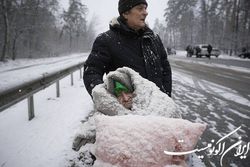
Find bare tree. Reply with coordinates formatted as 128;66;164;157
164;0;197;48
62;0;87;52
85;15;99;50
161;0;250;53
0;0;10;61
0;0;95;61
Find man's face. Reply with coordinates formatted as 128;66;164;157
123;4;148;30
117;91;133;109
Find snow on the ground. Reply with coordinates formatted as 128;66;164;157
0;53;89;93
178;72;250;107
0;71;93;167
0;53;89;72
172;69;250;115
0;53;93;167
172;69;250;166
171;51;250;74
173;70;250;109
0;53;249;167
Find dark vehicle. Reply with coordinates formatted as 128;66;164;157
238;52;250;59
238;47;250;59
167;47;176;55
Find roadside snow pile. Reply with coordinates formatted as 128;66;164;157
94;115;206;167
0;53;89;93
0;53;88;72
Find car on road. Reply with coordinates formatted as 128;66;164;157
166;47;176;55
194;44;220;58
238;52;250;59
211;48;220;57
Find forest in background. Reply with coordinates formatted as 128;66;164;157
154;0;250;55
0;0;96;61
1;0;250;61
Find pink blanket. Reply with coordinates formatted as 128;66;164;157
94;115;206;167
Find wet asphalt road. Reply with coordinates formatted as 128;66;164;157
171;57;250;101
169;56;250;167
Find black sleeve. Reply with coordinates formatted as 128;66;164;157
83;33;111;96
157;35;172;97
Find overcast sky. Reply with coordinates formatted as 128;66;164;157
60;0;167;34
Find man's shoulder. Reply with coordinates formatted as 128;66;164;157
96;29;117;40
93;30;118;46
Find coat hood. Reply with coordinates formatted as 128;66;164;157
92;67;181;118
109;17;152;37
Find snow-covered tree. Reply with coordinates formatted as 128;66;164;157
62;0;87;52
163;0;250;54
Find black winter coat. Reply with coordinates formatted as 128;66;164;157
83;17;172;97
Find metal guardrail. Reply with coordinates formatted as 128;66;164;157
0;62;84;120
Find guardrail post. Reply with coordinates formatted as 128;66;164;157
80;68;83;79
71;73;74;86
56;80;60;97
28;95;35;120
0;62;85;115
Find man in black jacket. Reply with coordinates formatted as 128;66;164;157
207;44;212;59
83;0;172;97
